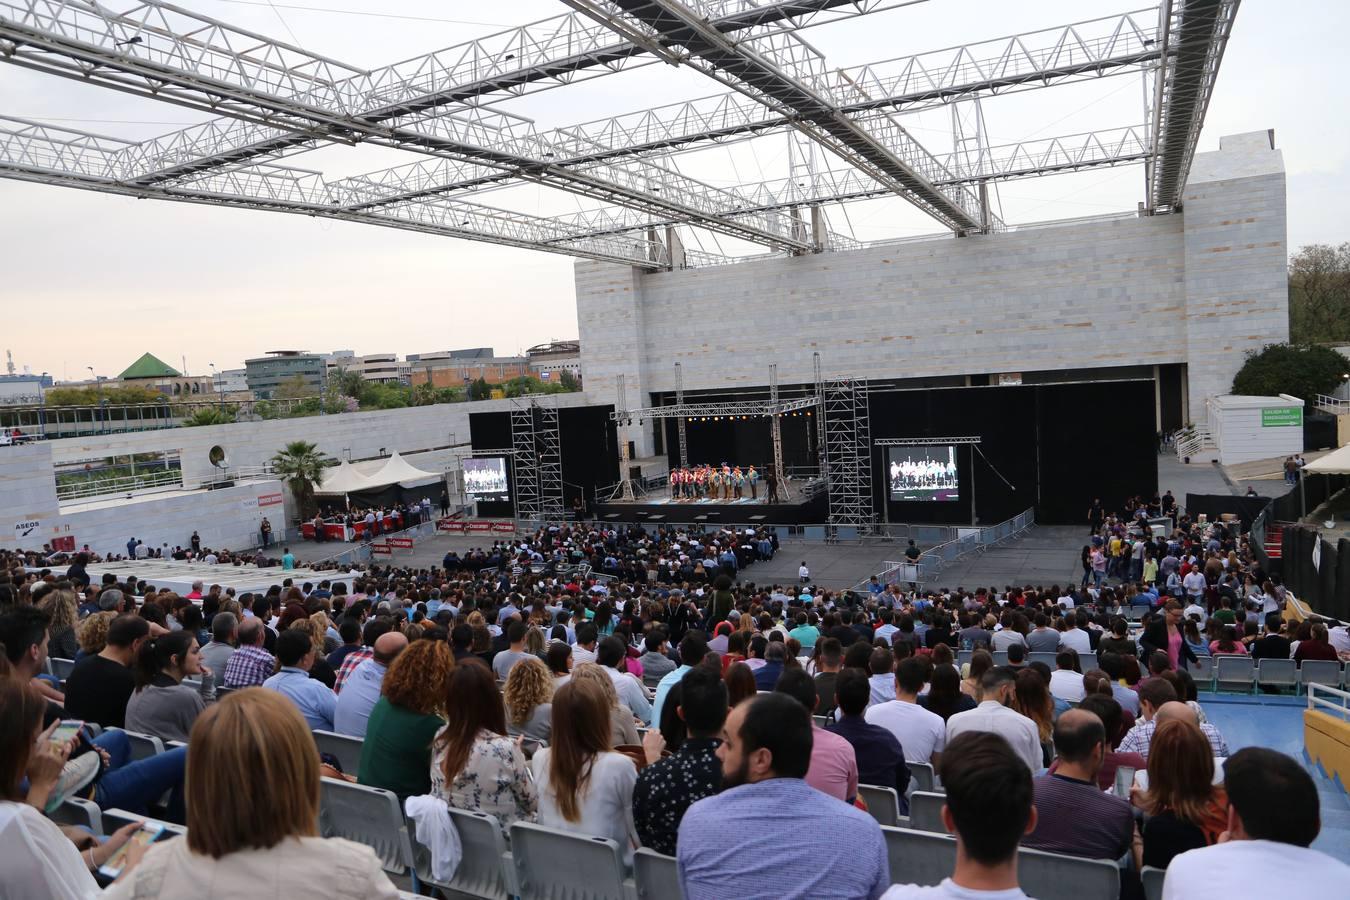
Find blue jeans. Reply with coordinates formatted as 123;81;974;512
91;731;187;823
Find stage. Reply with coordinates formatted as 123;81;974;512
593;489;826;526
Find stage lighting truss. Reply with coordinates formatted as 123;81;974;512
0;1;1238;268
822;378;873;535
609;396;818;422
510;399;565;523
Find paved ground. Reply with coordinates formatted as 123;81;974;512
347;524;1085;592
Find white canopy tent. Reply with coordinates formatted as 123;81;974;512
365;452;441;487
312;460;383;496
1303;444;1350;475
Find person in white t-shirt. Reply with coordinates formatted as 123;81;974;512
1056;613;1092;656
798;561;810;583
865;656;945;767
1163;746;1349;899
882;731;1038;900
1047;651;1086;703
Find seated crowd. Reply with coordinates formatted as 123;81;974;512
0;510;1346;899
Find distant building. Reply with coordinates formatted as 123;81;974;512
407;348;494;363
116;352;216;398
326;352;404;384
409;355;530;389
244;350;324;399
0;373;53;406
526;340;581;383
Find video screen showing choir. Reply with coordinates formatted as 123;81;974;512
463;457;509;500
888;445;959;502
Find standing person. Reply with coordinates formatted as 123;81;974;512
281;546;296;571
677;693;890;900
632;666;727;855
1088;498;1105;535
765;468;779;504
190;530;202;555
1162;747;1350;897
260;516;272;549
1140;602;1198;672
881;732;1038;900
798;560;810;584
531;679;642;864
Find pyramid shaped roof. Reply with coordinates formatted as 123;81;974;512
118;352;180;380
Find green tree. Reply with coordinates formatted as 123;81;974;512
327;367;366;399
558;369;580;391
270;440;330;518
1289;243;1350;343
1231;343;1349;401
467;377;492;401
182;407;235;427
274;375;315;400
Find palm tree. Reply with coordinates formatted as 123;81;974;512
182;407;235;427
270;440;329;518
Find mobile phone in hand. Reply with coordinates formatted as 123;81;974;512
1114;765;1137;798
97;823;165;879
49;720;84;746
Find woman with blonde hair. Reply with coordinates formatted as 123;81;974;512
503;656;553;754
530;678;639;863
430;661;536;839
39;588;80;659
524;625;546;659
75;610;116;661
359;639;453;800
1136;719;1228;870
570;663;640;746
290;615;336;687
103;689;399;897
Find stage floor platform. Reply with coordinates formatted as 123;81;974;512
54;559;356;597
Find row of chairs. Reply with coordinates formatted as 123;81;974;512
882;822;1171;900
317;776;686;900
1209;655;1345;693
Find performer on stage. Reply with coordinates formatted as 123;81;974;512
766;468;779;504
732;466;744;500
747;465;758;499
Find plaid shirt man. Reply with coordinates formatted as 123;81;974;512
1117;714;1229;760
223;644;275;688
335;647;373;694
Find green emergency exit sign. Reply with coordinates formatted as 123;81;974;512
1261;407;1303;427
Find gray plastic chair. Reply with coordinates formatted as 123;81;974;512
881;826;956;887
509;821;634;900
1189;654;1214;686
318;777;413;874
50;797;102;833
1299;659;1343;692
50;657;76;679
957;650;974;668
992;651;1010;666
411;807;515;900
1214;656;1254;693
1028;652;1058;668
633;847;682;900
117;729;165;761
907;791;947;834
1255;657;1298;693
1141;865;1166;900
906;761;937;793
1018;845;1120;900
313;729;364;775
857;783;901;827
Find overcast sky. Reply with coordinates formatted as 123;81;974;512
1;0;1345;381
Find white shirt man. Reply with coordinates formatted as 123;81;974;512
864;658;945;766
1182;569;1207;599
946;671;1043;773
1048;666;1086;703
1057;624;1091;656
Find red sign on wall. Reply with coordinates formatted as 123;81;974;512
388;536;414;550
51;536;76;552
258;491;284;507
370;543;392;556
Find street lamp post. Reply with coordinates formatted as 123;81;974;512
38;372;48;438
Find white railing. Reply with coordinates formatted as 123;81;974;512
1308;682;1350;722
1174;424;1212;460
1315;393;1350;416
855;507;1035;590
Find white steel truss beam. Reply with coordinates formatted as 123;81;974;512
0;116;686;269
319;11;1160;211
1146;0;1238;212
569;0;991;233
0;0;811;251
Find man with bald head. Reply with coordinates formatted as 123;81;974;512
1023;708;1135;860
1119;679;1229;760
333;630;408;737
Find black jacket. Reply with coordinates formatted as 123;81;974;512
1140;618;1198;670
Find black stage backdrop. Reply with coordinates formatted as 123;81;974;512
867;381;1157;525
469;405;618;515
662;414;815;471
